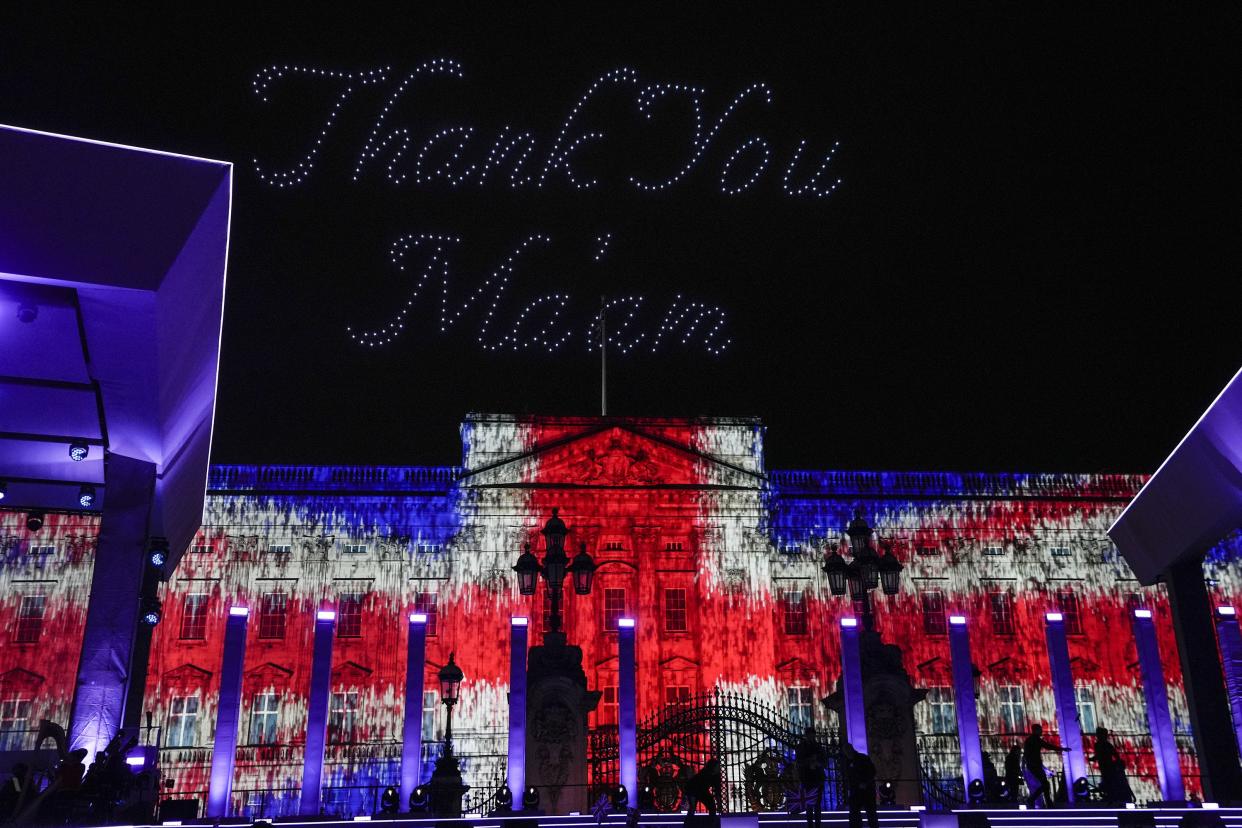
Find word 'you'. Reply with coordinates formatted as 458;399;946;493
252;60;841;198
347;233;730;356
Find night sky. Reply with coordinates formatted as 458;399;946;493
5;6;1240;472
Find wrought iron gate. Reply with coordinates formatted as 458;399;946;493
589;690;844;813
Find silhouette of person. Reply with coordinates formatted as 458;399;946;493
683;759;720;826
1090;727;1133;804
1023;724;1068;808
794;727;827;828
843;744;877;828
1003;744;1023;802
0;763;31;821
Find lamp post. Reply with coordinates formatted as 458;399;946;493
514;508;597;641
823;509;903;631
428;653;469;817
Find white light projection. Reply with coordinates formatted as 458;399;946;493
251;61;842;197
347;233;731;355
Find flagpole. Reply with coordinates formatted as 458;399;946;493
600;295;607;417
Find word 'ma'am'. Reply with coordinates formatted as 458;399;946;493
347;233;730;355
252;59;841;198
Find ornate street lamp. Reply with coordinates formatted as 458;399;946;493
568;542;597;595
438;652;464;753
823;547;849;596
514;543;540;596
515;507;596;641
824;510;904;630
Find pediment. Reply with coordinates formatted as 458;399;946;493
659;655;701;670
245;662;294;685
460;424;763;489
0;667;45;689
332;660;373;684
162;663;212;684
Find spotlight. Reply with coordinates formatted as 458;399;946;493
17;302;38;323
496;784;513;810
380;786;399;814
140;597;162;626
611;785;628;810
522;786;540;810
69;442;89;462
878;780;896;805
968;778;985;803
149;538;170;569
1072;777;1090;799
409;785;429;813
26;512;45;532
0;481;6;501
79;485;96;508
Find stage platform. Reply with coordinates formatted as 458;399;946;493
122;806;1242;828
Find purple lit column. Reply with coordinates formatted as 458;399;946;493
299;609;337;816
508;617;529;810
1214;606;1242;764
840;618;867;753
618;617;638;808
1044;612;1087;800
400;613;429;812
206;606;250;818
947;615;983;794
1131;608;1184;801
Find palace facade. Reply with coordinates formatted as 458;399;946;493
5;414;1241;815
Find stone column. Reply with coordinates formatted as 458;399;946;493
618;617;638;808
947;615;983;797
206;606;249;818
299;608;337;815
400;613;429;811
509;616;529;810
1131;607;1184;802
1044;611;1087;801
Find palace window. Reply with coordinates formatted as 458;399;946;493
415;591;439;637
328;691;359;743
338;591;365;638
249;693;279;745
982;545;1005;557
604;588;627;631
166;696;200;747
598;686;618;725
664;541;685;552
191;544;211;555
787;685;814;731
0;698;31;751
664;588;688;633
1050;546;1072;558
258;592;287;640
180;593;209;640
602;540;625;552
28;545;56;556
14;595;45;643
989;589;1015;635
998;685;1026;734
928;686;955;734
916;545;941;557
343;543;367;555
665;685;692;706
921;590;947;635
1057;589;1084;635
267;544;292;555
421;690;438;741
781;590;808;636
1076;686;1098;735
